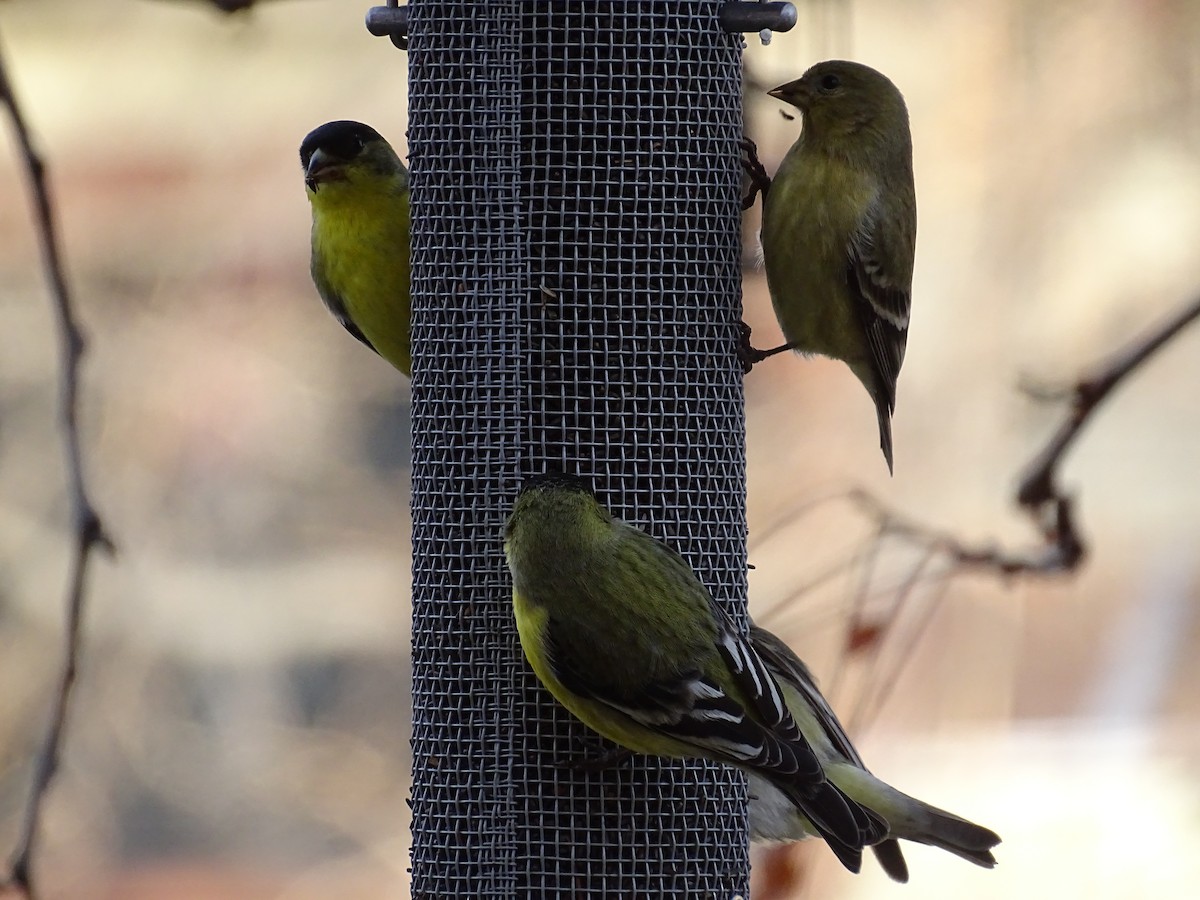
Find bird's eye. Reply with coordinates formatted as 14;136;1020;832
819;73;841;92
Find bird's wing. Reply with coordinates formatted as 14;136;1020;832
546;612;884;865
544;613;823;781
846;201;912;410
748;625;868;769
310;266;379;355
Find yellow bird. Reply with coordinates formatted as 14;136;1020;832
301;120;411;375
504;473;887;873
751;61;916;473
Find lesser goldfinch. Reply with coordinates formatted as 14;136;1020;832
300;120;411;376
747;625;1000;881
503;473;887;873
749;61;916;474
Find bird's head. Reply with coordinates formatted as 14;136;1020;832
769;61;908;148
504;470;609;545
300;120;405;196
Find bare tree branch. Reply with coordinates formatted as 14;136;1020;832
755;292;1200;750
1015;294;1200;521
0;32;114;900
845;487;1077;578
758;293;1200;616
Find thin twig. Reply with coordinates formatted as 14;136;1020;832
749;483;856;553
1015;294;1200;525
848;563;950;734
824;521;885;700
845;488;1071;578
0;33;114;900
752;540;870;629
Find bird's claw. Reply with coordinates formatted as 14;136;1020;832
738;322;796;373
737;321;764;374
739;137;772;210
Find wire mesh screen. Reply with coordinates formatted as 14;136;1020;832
408;2;748;896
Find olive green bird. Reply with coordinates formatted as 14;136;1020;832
301;120;411;376
746;625;1001;882
503;473;887;873
745;61;916;474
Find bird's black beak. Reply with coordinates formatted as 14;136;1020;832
768;78;808;109
305;148;342;192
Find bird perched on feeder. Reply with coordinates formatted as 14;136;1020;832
746;625;1001;882
503;472;887;873
745;61;916;474
301;120;411;375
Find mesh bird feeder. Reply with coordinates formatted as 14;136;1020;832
394;2;793;895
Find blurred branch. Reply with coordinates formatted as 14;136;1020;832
853;296;1200;585
1015;294;1200;540
0;33;114;900
846;487;1078;578
758;293;1200;716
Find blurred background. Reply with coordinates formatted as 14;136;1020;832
0;0;1197;897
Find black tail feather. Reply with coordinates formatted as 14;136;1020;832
781;779;887;874
872;839;909;883
874;392;894;475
